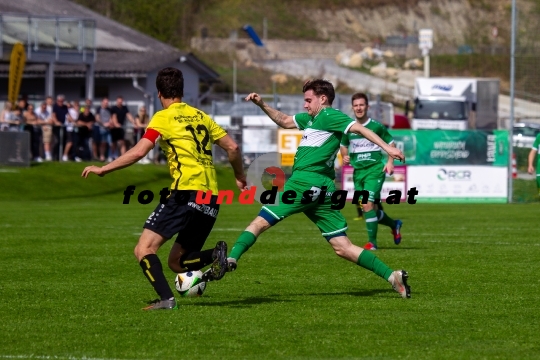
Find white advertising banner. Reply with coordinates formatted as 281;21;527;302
242;129;277;153
407;166;507;203
243;115;278;127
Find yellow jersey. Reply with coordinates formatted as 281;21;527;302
144;102;227;193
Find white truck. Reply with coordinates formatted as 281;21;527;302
412;77;499;130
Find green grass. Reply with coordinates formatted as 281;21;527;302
1;163;539;359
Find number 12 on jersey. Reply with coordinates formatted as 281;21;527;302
186;124;212;155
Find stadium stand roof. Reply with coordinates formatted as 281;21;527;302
0;0;219;81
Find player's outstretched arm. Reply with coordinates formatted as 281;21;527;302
81;138;154;178
528;148;537;174
215;134;247;190
349;122;405;162
245;93;296;129
383;143;396;175
340;145;350;166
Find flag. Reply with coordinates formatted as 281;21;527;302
8;43;26;105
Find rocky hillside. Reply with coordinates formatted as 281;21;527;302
74;0;527;49
309;0;511;46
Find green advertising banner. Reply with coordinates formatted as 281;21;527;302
389;130;509;166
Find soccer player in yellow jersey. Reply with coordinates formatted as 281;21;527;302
82;68;246;310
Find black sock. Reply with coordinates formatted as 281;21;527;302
356;203;363;217
179;249;215;271
140;254;174;300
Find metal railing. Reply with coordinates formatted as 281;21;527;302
208;94;396;127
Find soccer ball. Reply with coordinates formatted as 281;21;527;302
174;270;206;297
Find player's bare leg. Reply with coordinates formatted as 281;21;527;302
118;139;126;155
329;235;410;298
134;229;177;310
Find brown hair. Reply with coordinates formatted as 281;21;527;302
351;93;369;106
302;79;335;105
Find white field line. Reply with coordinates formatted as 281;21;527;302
419;239;540;246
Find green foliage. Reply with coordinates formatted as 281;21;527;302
194;50;355;95
467;0;494;11
70;0;426;48
431;54;510;79
431;54;512;93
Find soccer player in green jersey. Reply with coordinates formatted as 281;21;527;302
219;80;411;298
528;133;540;197
340;93;402;251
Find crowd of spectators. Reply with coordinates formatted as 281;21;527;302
0;95;159;164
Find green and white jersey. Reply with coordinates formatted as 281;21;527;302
293;108;355;179
532;133;540;169
340;118;394;170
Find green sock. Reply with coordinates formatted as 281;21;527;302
229;231;257;261
364;210;378;245
357;250;393;281
377;210;396;229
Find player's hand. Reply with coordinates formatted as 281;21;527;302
81;165;105;178
245;93;264;106
235;175;248;191
528;165;535;174
387;147;405;163
383;162;394;175
342;155;350;165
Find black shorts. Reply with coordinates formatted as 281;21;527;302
77;126;90;139
110;128;125;142
66;131;76;143
143;190;220;253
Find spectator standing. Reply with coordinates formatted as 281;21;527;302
36;101;53;161
94;98;112;162
1;101;13;131
81;98;93;114
62;101;79;161
135;106;152;164
51;95;69;160
76;106;95;161
17;98;28;112
110;96;136;158
10;108;22;132
135;106;150;132
23;103;43;162
45;96;54;114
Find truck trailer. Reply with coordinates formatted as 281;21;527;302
412;77;499;130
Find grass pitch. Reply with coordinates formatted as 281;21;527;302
0;163;539;359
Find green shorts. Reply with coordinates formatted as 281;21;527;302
259;171;348;239
353;163;385;203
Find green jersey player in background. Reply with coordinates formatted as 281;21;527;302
528;132;540;198
215;80;411;298
340;93;402;251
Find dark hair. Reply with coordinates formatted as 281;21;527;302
302;79;335;105
351;92;369;106
156;67;184;99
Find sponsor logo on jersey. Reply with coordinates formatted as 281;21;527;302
350;138;381;153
